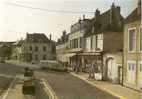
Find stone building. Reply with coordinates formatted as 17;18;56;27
13;33;56;63
83;3;124;82
123;0;141;90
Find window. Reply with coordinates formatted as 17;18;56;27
80;37;83;48
96;34;103;51
91;36;93;49
29;46;32;51
128;28;136;52
128;62;135;71
35;54;38;60
140;27;142;51
35;46;38;51
86;37;91;50
43;55;46;60
43;46;46;52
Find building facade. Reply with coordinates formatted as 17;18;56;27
56;31;70;64
13;33;56;63
68;17;92;70
123;0;141;90
83;3;124;82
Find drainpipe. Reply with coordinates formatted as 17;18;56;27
122;51;124;86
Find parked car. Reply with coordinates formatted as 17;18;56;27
39;60;67;72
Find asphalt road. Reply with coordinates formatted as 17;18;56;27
35;80;50;99
36;70;119;99
0;63;50;99
0;63;24;95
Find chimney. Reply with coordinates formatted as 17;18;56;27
83;15;85;20
111;2;115;9
116;6;120;13
63;30;66;36
49;34;52;40
78;17;81;24
95;8;100;18
138;0;141;15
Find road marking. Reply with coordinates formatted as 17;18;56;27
2;76;17;99
0;74;14;79
41;79;58;99
71;73;126;99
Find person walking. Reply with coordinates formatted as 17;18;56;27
91;62;97;80
87;61;92;79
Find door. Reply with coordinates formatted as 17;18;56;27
107;58;115;80
127;61;136;84
107;59;113;80
118;66;122;84
107;58;118;83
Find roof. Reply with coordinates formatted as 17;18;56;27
25;33;50;43
70;19;92;34
13;40;24;46
124;7;141;24
84;5;124;37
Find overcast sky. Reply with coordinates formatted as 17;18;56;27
0;0;138;41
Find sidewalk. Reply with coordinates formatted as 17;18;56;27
6;60;39;69
71;72;141;99
0;75;25;99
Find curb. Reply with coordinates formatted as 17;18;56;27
70;72;127;99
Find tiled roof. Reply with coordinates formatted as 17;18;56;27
124;8;141;24
70;19;92;34
26;33;50;43
84;5;124;37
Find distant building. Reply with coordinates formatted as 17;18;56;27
56;30;69;64
0;42;15;59
12;33;56;63
123;0;141;90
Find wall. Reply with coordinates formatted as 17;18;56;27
123;20;142;90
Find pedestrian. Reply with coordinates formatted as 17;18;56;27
73;62;76;71
91;62;97;79
87;61;92;79
75;63;80;74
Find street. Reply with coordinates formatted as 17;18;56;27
0;63;24;96
36;70;118;99
0;63;118;99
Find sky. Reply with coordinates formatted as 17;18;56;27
0;0;138;42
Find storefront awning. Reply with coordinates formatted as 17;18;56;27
78;52;101;56
65;53;76;58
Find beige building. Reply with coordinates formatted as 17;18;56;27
123;0;141;91
13;33;56;63
68;17;92;68
56;31;70;64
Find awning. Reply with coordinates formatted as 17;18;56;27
78;52;101;56
65;53;76;58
